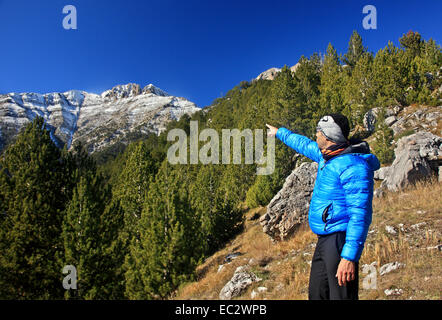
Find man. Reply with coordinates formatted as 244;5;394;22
266;114;380;300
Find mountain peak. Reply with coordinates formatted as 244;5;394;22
101;83;141;100
142;84;170;97
255;67;281;81
100;83;171;101
0;82;200;154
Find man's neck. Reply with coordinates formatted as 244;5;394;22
320;141;337;153
321;142;350;161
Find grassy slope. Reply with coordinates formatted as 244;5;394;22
174;179;441;300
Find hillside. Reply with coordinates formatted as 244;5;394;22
1;30;440;300
174;179;441;300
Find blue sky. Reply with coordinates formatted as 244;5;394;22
0;0;441;108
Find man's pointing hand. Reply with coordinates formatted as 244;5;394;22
266;124;278;137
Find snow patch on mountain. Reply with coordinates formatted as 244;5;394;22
0;83;200;154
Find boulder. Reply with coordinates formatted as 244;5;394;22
381;132;442;192
223;252;242;263
385;225;397;235
385;115;397;126
363;105;440;137
219;266;261;300
363;108;379;133
363;106;401;133
260;162;318;241
384;288;403;296
380;262;406;276
390;106;441;136
374;166;391;180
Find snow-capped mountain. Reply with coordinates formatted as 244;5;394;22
0;83;200;154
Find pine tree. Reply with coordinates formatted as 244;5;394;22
189;164;221;254
291;54;322;135
124;161;201;299
61;141;98;202
343;52;376;125
405;38;442;105
343;30;366;70
0;116;68;299
372;107;394;165
399;30;424;58
319;43;346;116
372;41;408;107
245;174;275;208
113;141;157;245
269;65;298;127
62;170;125;299
189;164;244;255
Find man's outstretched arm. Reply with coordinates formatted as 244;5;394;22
266;124;322;163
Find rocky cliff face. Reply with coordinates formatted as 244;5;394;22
363;105;441;137
376;132;442;193
260;162;318;241
255;63;300;81
0;83;200;153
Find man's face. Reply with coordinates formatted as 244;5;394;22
316;130;329;150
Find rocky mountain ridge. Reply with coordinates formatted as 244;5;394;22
255;63;300;81
0;83;201;154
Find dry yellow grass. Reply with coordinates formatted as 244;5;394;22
174;179;441;300
359;178;442;299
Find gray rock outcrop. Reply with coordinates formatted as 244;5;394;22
390;106;441;136
384;288;403;296
260;162;318;241
380;132;442;192
219;266;261;300
363;105;440;136
374;166;391;180
363;108;379;133
380;262;406;276
363;106;402;133
255;67;281;81
255;63;301;81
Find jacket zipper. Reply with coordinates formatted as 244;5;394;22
322;203;332;231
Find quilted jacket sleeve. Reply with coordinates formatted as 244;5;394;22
275;127;322;163
339;164;373;262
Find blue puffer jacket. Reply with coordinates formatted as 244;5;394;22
276;127;380;262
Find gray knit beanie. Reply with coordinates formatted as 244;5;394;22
316;114;350;144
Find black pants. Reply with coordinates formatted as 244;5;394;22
308;231;359;300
